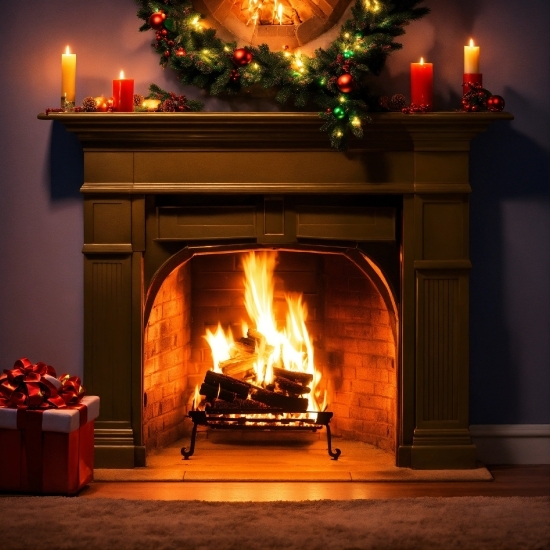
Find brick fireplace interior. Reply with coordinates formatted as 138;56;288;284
39;111;512;470
143;249;398;456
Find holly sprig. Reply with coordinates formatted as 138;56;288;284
136;0;429;149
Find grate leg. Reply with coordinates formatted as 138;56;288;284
181;422;198;460
326;424;341;460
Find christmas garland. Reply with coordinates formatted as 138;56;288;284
136;0;429;149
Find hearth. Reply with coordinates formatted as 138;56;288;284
39;111;513;469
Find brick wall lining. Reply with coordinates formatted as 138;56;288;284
143;250;397;454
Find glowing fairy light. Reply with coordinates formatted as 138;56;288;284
365;0;381;12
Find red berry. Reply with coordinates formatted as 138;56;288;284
164;50;170;57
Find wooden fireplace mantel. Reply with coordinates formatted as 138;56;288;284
40;111;513;469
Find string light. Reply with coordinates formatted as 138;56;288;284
365;0;380;12
351;117;361;126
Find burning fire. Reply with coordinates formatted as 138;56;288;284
203;251;325;411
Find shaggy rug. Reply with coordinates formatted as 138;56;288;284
0;496;548;549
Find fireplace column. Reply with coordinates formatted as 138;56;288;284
401;158;476;468
82;194;146;467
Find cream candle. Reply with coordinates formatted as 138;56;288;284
463;39;482;93
112;71;135;112
61;46;76;109
410;57;433;109
464;39;480;74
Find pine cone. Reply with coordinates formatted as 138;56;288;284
389;94;407;111
161;99;175;112
81;96;97;112
133;94;145;107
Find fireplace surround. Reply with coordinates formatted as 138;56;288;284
40;111;512;469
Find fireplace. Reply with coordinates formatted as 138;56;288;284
40;111;512;469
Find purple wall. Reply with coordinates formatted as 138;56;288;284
0;0;548;424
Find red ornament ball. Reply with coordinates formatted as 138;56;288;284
337;73;354;94
232;48;253;66
487;95;505;112
148;11;166;30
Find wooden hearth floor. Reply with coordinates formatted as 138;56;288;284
95;432;493;482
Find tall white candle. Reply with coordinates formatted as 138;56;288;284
61;46;76;107
464;39;480;74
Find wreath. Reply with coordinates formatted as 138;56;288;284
135;0;429;149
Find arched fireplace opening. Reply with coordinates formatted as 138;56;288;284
142;246;398;461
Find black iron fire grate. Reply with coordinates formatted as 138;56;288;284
181;409;341;460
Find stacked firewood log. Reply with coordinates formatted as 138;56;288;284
199;329;314;412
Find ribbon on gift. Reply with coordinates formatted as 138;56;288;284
0;358;85;410
0;358;88;492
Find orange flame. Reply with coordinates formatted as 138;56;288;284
203;251;325;412
204;323;234;373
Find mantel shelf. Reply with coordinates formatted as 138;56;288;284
38;111;513;152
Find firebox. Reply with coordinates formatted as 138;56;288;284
39;111;513;469
143;246;398;461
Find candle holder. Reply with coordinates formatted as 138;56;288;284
463;73;483;94
61;96;75;112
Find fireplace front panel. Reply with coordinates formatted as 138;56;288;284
49;112;512;469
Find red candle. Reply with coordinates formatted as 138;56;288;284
410;58;433;110
112;71;134;112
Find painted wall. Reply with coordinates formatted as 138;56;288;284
0;0;548;424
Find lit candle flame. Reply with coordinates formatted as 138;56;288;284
278;3;283;24
420;57;424;65
469;38;474;47
120;70;125;79
65;46;71;55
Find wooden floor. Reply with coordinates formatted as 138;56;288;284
80;465;550;501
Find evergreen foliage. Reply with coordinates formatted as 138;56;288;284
136;0;429;149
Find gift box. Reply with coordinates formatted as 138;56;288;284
0;358;99;495
0;395;99;495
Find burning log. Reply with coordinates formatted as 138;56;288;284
250;387;308;411
247;328;274;355
204;370;251;399
274;376;311;396
206;397;271;410
199;383;236;402
232;339;256;355
219;355;257;378
273;367;313;385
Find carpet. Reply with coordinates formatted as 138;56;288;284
0;496;548;549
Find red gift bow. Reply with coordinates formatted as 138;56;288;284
0;358;86;410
